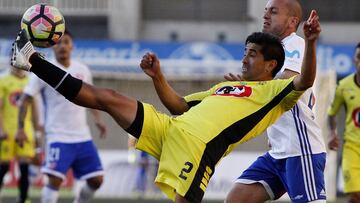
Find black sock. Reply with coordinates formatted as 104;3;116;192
0;163;10;189
19;163;29;203
29;53;83;101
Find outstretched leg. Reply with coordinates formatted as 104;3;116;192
12;29;138;130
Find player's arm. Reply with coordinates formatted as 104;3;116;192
29;96;43;135
140;53;190;115
0;98;7;140
327;115;340;150
327;85;344;151
276;69;298;79
292;10;320;91
90;109;107;138
16;94;33;147
29;97;44;164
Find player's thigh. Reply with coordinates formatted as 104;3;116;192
0;138;15;162
342;142;360;193
42;142;76;180
286;153;326;203
225;182;269;203
236;153;285;200
72;141;104;180
135;103;171;160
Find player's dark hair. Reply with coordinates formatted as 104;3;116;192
64;29;73;39
356;42;360;49
246;32;285;78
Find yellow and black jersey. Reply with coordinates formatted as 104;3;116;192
0;73;35;161
0;74;33;136
178;77;303;151
328;74;360;144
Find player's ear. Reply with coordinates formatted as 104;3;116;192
289;16;299;29
265;59;277;74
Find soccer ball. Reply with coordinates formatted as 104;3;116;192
21;4;65;48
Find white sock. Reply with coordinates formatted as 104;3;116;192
73;183;96;203
41;186;59;203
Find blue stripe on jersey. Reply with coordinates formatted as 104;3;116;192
295;104;317;200
292;104;317;201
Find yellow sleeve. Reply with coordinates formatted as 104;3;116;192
328;85;344;116
279;77;304;111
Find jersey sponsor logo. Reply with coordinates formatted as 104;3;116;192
8;90;22;106
352;107;360;127
285;49;301;59
213;85;252;97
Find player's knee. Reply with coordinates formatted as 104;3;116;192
225;183;269;203
47;174;63;189
224;186;249;203
225;192;251;203
87;176;103;190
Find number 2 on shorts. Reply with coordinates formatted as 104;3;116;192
179;161;193;180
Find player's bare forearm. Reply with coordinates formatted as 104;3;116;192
293;41;317;91
18;94;32;130
141;52;189;115
0;104;5;137
74;83;138;129
0;100;4;131
152;73;189;115
328;115;337;131
30;97;41;131
90;108;107;138
293;10;320;91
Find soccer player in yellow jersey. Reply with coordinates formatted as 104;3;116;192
11;10;320;203
328;42;360;203
0;66;41;203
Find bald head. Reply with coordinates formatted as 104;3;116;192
263;0;303;39
285;0;303;29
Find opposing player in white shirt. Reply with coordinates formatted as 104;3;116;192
224;1;326;203
16;31;107;203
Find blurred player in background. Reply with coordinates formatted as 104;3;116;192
16;30;107;203
224;1;327;202
11;10;320;202
328;42;360;203
128;134;158;196
0;65;42;203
